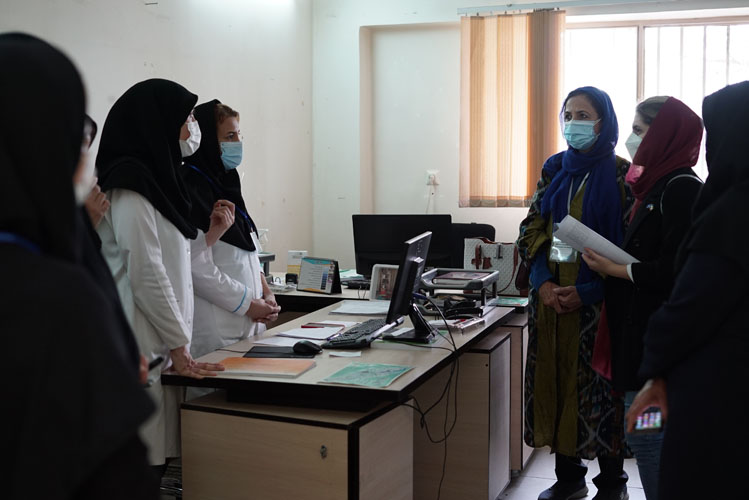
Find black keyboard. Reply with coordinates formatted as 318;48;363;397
321;318;389;349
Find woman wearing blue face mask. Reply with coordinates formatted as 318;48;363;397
182;100;280;361
517;87;634;500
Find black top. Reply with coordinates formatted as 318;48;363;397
635;81;749;498
182;99;257;251
676;80;749;276
96;79;199;239
0;33;154;498
604;168;702;391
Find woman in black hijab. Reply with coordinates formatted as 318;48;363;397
0;33;157;499
182;100;280;359
627;80;749;498
95;80;230;468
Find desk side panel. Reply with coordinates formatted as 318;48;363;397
181;409;347;500
412;352;490;499
489;338;511;497
359;404;413;500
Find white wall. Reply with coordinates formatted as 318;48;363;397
0;0;313;272
312;0;749;269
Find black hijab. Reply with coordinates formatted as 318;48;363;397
96;79;198;239
0;35;85;261
0;33;155;498
182;99;258;251
676;80;749;274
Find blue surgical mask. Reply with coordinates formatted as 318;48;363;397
220;141;242;170
563;119;600;151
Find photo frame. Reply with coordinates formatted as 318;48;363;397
370;264;399;301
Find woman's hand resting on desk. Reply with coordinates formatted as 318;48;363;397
204;199;235;247
168;345;225;379
247;298;281;323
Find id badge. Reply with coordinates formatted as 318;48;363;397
549;235;579;263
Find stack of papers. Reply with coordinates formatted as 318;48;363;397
331;300;390;315
276;327;342;340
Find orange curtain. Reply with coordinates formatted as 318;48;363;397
459;10;565;207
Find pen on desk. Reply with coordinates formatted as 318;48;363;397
148;356;164;371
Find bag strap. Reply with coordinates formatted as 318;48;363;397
495;243;520;293
659;174;703;215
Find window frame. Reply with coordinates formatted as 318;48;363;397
566;15;749;102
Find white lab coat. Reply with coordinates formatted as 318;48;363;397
190;232;266;359
97;189;196;466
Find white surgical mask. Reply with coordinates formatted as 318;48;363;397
625;132;643;161
179;119;202;157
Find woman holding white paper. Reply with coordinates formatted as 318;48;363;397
624;81;749;499
583;96;703;500
517;86;633;500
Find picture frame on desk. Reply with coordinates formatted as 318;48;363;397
297;257;342;294
370;264;398;301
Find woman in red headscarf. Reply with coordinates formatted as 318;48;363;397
582;96;703;500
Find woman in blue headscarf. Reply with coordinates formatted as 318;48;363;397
517;87;634;500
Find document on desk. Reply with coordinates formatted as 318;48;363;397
321;362;413;388
331;300;390;315
554;215;639;265
276;327;342;340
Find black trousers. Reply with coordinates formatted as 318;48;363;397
555;453;628;490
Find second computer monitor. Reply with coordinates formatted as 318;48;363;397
384;231;437;343
352;214;452;277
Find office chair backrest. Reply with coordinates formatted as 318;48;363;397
450;222;496;268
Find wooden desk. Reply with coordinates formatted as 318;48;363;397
164;303;514;499
498;310;534;474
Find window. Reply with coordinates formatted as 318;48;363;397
565;17;749;179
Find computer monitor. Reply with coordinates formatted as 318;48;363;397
352;214;452;278
382;231;439;344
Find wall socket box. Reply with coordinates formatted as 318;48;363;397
426;170;440;186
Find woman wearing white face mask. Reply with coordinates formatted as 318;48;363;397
517;86;634;500
582;96;703;500
95;79;233;473
181;100;280;362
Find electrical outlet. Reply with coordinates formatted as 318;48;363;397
426;170;440;186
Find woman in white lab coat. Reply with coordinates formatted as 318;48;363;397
95;79;230;469
182;100;280;359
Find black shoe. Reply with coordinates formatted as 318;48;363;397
538;481;589;500
591;488;628;500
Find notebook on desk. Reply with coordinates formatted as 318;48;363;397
219;357;316;378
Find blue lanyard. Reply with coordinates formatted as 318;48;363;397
0;231;41;255
185;164;255;230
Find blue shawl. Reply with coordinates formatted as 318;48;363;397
540;86;623;284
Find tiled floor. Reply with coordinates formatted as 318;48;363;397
500;448;646;500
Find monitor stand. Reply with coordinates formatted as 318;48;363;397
387;302;438;344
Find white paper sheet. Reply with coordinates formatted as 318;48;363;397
307;320;358;328
330;300;391;315
554;215;639;265
276;327;342;340
328;351;362;357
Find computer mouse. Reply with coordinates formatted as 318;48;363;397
293;340;323;354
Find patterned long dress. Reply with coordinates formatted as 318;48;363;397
517;156;633;459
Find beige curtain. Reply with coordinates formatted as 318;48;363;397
459;10;565;207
